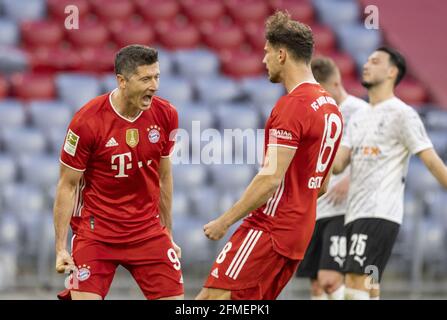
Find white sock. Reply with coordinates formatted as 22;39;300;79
370;296;380;300
328;285;345;300
311;293;328;300
344;287;370;300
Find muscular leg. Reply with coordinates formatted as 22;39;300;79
196;288;231;300
158;294;184;300
310;279;327;300
344;273;370;300
71;291;102;300
318;270;344;299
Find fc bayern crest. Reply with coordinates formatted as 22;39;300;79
76;264;91;282
148;125;161;143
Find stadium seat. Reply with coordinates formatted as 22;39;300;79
20;20;64;48
156;48;174;76
226;0;270;25
216;103;260;130
0;213;20;249
172;190;191;218
189;187;220;219
47;0;91;21
28;46;82;73
343;77;368;100
157;76;194;106
55;73;101;110
2;127;47;156
179;104;215;132
101;73;117;93
181;0;226;25
395;80;428;106
0;76;8;98
240;77;285;106
0;100;26;129
172;164;207;190
0;47;29;74
20;155;59;190
173;49;220;80
0;154;17;186
46;126;67;154
0;18;19;46
427;130;447;157
337;24;382;59
220;48;265;78
425;190;447;224
209;164;255;190
2;183;46;215
10;73;56;100
425;109;447;131
109;19;155;48
28;100;72;133
66;19;109;49
78;46;116;73
156;20;201;50
2;0;46;22
244;22;266;51
0;247;18;289
329;52;357;79
135;0;180;23
312;24;337;55
269;0;314;25
314;0;360;29
195;76;242;104
406;158;439;196
90;0;135;25
200;21;245;52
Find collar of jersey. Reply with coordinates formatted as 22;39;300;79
288;80;319;94
109;88;144;123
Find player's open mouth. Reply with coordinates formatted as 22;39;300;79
142;95;152;107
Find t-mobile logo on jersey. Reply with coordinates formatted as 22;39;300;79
111;152;153;178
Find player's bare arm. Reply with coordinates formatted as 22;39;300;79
53;164;83;273
332;146;351;174
418;148;447;189
326;174;350;205
158;157;181;258
203;146;295;240
318;167;332;198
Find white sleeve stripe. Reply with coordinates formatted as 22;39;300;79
59;159;86;172
267;144;298;150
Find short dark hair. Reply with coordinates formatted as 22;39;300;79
376;46;406;86
114;45;158;78
311;56;337;83
265;10;314;64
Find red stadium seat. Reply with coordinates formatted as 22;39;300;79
47;0;91;21
396;79;428;105
0;76;9;99
245;22;266;51
20;20;64;48
226;0;270;25
28;46;82;72
344;77;368;99
269;0;314;25
66;19;109;48
110;19;155;47
201;20;245;51
156;20;201;50
329;52;357;79
182;0;226;24
220;48;265;78
90;0;135;24
78;46;117;73
311;24;336;54
10;73;56;100
135;0;180;23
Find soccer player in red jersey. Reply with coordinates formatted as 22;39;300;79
196;12;344;300
54;45;183;300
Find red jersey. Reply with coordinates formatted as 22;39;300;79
60;90;178;244
242;82;343;260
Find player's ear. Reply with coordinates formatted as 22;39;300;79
278;48;286;64
116;74;127;90
388;65;398;82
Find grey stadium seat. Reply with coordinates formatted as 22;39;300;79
195;76;242;105
2;127;47;156
157;76;194;107
2;0;46;21
2;183;46;215
20;154;60;189
189;187;219;220
209;164;255;190
216;103;261;130
0;100;26;129
173;49;220;80
28;100;72;133
172;163;207;190
56;73;101;111
0;153;17;186
0;18;19;46
241;77;285;106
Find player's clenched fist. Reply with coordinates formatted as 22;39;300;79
203;218;229;240
55;249;75;274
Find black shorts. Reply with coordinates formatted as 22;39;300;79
344;218;400;282
296;215;346;279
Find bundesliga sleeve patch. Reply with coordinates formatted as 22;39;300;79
64;129;80;156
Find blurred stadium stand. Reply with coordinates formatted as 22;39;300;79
0;0;446;299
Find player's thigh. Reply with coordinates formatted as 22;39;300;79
125;233;184;300
71;291;102;300
196;288;231;300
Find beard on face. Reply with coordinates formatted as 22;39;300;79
361;80;374;89
268;70;281;83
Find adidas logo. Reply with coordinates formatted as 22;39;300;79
105;137;119;147
211;268;219;279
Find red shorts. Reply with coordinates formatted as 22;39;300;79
58;231;184;300
204;227;300;300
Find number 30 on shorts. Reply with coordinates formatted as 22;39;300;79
216;242;232;264
167;248;181;270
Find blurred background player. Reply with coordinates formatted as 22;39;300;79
54;45;184;300
196;11;343;300
296;56;368;300
333;47;447;300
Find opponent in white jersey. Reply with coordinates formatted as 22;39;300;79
333;47;447;300
297;57;368;300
